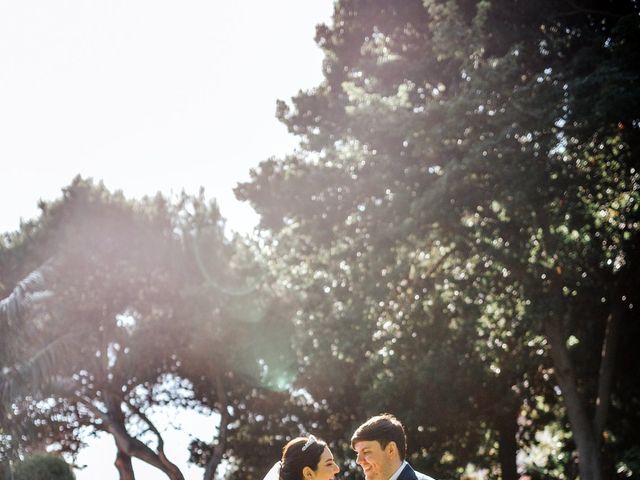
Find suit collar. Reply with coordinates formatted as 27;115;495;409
397;463;418;480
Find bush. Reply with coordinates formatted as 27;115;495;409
13;454;75;480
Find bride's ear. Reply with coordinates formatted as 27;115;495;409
302;466;315;480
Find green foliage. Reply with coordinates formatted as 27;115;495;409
1;178;190;463
2;2;640;479
1;179;222;475
13;454;75;480
237;1;640;479
0;178;305;479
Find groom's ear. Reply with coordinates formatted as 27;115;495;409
385;441;398;457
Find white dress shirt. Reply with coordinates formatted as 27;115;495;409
389;461;408;480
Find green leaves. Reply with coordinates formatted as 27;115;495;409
238;0;640;478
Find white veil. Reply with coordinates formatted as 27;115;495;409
262;461;281;480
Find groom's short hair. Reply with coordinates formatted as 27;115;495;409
351;413;407;461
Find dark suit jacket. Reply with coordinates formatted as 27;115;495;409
397;463;437;480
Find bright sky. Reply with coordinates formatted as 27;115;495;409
0;0;333;235
1;1;334;478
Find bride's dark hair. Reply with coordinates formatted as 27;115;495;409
279;436;326;480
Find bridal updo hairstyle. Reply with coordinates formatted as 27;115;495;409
279;436;326;480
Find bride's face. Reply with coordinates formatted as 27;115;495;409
309;446;340;480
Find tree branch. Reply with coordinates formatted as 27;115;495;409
557;0;624;18
95;391;186;480
126;401;165;452
593;303;621;446
118;397;184;480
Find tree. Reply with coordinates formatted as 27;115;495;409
1;179;305;480
1;178;194;479
237;1;640;479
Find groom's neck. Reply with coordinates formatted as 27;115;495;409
384;457;404;479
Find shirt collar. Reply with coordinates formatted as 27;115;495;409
389;460;407;480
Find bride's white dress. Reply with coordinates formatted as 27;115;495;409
262;461;281;480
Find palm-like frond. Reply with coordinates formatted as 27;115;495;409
1;261;65;468
0;262;53;330
1;261;62;405
1;330;84;404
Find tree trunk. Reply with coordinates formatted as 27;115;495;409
0;460;13;480
81;392;185;480
108;417;185;480
126;401;186;480
544;316;602;480
115;449;135;480
109;416;185;480
496;401;519;480
203;372;230;480
594;308;620;449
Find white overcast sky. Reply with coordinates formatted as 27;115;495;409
1;0;334;235
1;1;334;479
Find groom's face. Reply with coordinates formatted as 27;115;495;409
353;440;394;480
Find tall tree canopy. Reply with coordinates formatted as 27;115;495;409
237;1;640;479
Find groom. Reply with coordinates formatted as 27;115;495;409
351;413;437;480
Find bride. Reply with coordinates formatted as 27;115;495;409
262;435;340;480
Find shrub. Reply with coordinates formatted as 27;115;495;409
13;454;75;480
